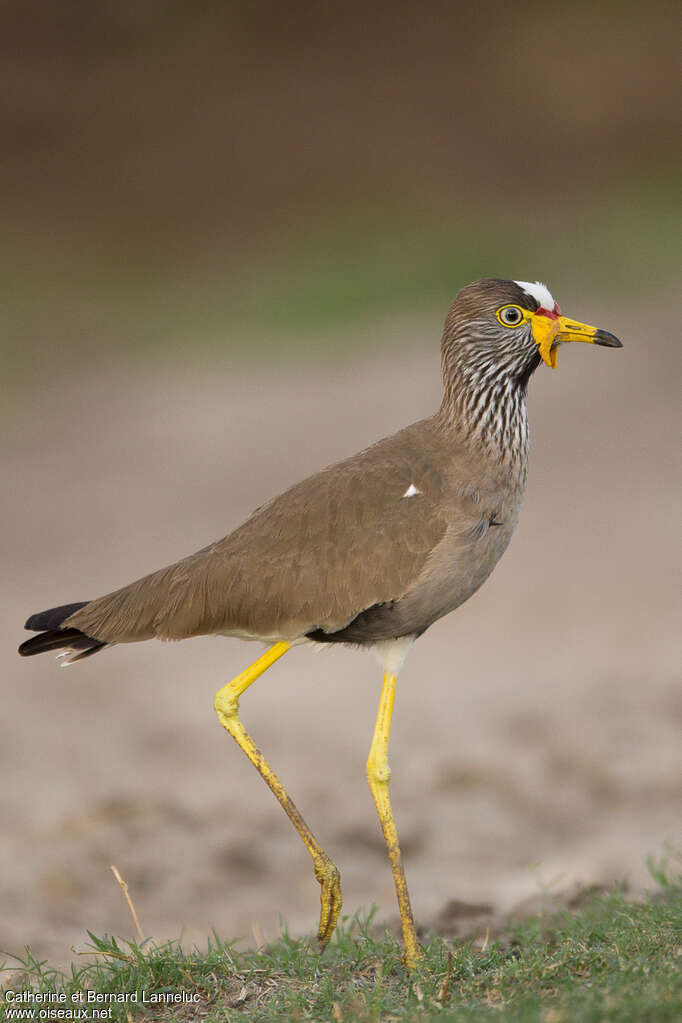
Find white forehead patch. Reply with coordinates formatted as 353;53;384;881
514;280;556;310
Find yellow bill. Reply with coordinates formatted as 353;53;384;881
531;312;623;369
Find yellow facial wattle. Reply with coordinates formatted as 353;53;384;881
530;312;561;369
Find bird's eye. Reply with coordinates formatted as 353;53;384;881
497;305;524;327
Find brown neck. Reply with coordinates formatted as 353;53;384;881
437;343;536;478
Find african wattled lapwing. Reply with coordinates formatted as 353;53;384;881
19;278;622;968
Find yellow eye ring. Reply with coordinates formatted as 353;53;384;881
496;305;527;328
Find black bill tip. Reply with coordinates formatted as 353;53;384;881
593;328;623;348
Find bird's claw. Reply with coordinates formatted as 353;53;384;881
403;945;424;973
313;854;342;949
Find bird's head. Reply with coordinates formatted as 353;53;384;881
443;278;622;382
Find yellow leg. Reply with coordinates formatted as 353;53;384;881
214;642;341;948
366;671;422;970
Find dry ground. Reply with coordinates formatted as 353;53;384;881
2;299;680;968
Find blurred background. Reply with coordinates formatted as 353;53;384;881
2;1;680;967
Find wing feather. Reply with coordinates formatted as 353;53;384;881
65;420;460;643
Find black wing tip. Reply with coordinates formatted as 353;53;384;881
20;600;103;662
24;601;90;632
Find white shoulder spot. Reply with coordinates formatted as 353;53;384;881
402;483;421;498
514;280;556;310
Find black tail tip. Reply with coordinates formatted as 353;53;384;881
20;600;105;664
18;628;106;662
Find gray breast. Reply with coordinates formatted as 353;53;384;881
308;494;520;645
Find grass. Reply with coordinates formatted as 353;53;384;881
2;869;680;1023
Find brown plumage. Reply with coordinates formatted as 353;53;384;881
18;277;621;968
22;278;572;656
57;420;511;645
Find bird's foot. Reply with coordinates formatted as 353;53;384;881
313;853;342;949
402;941;424;973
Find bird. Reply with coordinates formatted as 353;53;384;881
19;278;622;969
